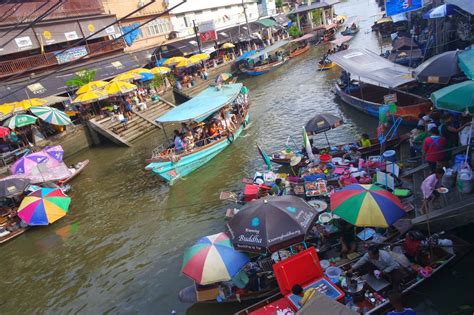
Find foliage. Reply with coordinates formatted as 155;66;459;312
312;9;322;26
151;74;164;89
275;0;283;8
288;25;301;38
65;68;97;87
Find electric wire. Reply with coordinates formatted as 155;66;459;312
0;0;51;39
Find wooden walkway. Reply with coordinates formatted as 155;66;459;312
88;98;175;146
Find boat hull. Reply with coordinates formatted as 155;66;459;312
334;83;430;125
241;59;286;76
341;27;360;36
289;45;310;58
318;62;335;71
146;114;249;183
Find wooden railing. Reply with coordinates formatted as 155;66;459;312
0;39;125;78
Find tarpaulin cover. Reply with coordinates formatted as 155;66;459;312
246;40;289;62
328;48;415;88
157;83;242;123
445;0;474;15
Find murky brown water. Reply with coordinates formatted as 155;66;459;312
2;1;473;314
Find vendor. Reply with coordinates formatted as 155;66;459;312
343;146;361;163
291;284;316;307
348;245;404;291
271;178;285;196
339;221;357;258
420;167;444;215
360;133;371;148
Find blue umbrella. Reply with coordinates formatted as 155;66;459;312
139;72;154;82
423;4;455;19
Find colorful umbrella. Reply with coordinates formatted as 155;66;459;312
3;114;37;129
150;66;171;75
17;188;71;226
215;72;232;83
30;106;72;126
175;58;197;68
14;98;47;112
330;184;406;227
227;195;318;253
112;72;142;82
431;81;474;114
44;145;64;162
0;177;30;198
163;56;187;66
221;42;235;49
0;103;15;116
181;232;249;285
103;81;137;96
138;72;154;82
76;81;109;94
0;126;11;138
10;152;49;174
189;53;210;63
72;90;108;104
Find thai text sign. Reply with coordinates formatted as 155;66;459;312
55;46;88;64
385;0;424;16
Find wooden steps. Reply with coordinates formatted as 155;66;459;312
88;98;175;146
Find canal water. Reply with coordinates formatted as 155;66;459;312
2;1;473;314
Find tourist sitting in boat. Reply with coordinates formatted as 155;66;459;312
194;126;206;147
180;122;191;135
291;284;316;307
420;167;444;215
208;122;221;141
343;146;362;163
360;133;371;148
348;245;405;290
173;130;185;153
338;170;358;187
183;130;195;151
387;290;416;315
339;220;357;258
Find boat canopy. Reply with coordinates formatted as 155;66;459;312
290;33;314;43
246;40;289;62
235;50;257;62
458;49;474;80
344;16;360;26
156;83;243;123
329;48;416;88
330;35;353;45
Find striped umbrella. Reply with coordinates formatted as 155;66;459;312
181;232;249;285
17;188;71;226
30;106;72;126
330;184;406;227
3;114;37;129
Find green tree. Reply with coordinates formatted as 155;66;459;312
276;0;283;9
65;68;97;88
288;25;301;38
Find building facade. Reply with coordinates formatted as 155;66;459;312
258;0;278;17
100;0;173;52
0;0;123;79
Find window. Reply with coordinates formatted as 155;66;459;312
143;18;171;38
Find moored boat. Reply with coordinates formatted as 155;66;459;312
288;34;314;58
145;83;250;184
318;61;336;71
57;159;90;185
341;16;360;36
238;41;289;76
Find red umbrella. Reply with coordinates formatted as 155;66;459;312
0;126;11;138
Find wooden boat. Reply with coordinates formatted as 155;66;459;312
146;83;250;184
289;43;310;58
335;81;431;125
318;61;336;71
178;284;279;304
341;16;361;36
341;26;360;36
269;133;409;167
240;58;287;76
0;226;27;244
57;159;89;185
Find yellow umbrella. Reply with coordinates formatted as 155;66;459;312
112;72;142;82
336;15;347;21
72;90;108;104
163;56;187;66
128;68;152;74
175;58;197;68
14;98;48;112
221;43;235;49
0;103;15;116
76;81;109;94
150;66;171;75
103;81;137;96
192;53;210;61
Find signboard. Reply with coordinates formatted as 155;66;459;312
64;31;79;41
384;93;397;104
105;25;116;35
15;36;33;49
27;83;47;95
198;20;217;43
385;0;424;17
55;46;88;64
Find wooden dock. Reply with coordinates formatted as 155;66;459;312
88;98;175;146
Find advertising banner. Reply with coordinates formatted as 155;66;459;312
385;0;424;16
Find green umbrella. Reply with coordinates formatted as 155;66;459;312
430;81;474;114
3;114;37;129
30;106;72;126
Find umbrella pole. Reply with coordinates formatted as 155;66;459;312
464;117;473;163
324;132;330;147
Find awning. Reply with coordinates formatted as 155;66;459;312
43;95;69;106
235;50;257;62
290;33;315;43
247;40;289;62
328;48;415;88
78;16;120;40
392;36;418;51
458;49;474;80
255;18;277;28
0;53;142;103
445;0;474;15
157;83;243;123
330;35;353;45
391;13;408;23
34;21;84;46
273;14;291;26
0;27;39;56
288;0;340;14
